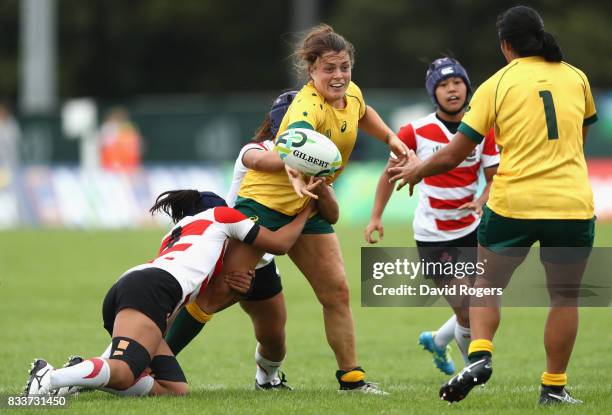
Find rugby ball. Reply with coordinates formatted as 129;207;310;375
274;128;342;177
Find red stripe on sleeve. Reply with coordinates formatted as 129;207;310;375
415;123;449;144
397;124;417;151
424;163;480;188
435;214;477;231
214;207;248;223
483;128;498;156
428;194;475;210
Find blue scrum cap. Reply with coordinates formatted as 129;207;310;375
185;191;227;216
198;191;227;211
425;57;471;107
269;90;298;138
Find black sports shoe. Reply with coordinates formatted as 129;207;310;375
57;355;86;396
255;371;293;390
336;367;388;395
338;382;388;395
539;385;582;405
439;357;492;403
63;355;84;368
23;359;55;396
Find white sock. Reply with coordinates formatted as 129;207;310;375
255;344;282;385
100;343;112;359
50;358;110;390
102;374;155;396
454;323;471;365
433;315;457;349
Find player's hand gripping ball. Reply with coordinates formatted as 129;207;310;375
274;128;342;177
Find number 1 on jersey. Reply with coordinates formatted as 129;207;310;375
538;90;558;140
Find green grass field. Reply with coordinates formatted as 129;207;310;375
1;223;612;414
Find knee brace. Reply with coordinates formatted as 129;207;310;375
149;355;187;383
108;336;151;379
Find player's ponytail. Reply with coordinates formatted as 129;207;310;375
252;114;272;143
541;31;563;62
497;6;563;62
150;190;202;223
150;189;227;223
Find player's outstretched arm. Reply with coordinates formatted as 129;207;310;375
365;160;395;243
358;105;408;159
311;178;339;224
243;148;285;172
251;201;315;255
389;133;476;192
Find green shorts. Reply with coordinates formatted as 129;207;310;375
478;205;595;262
234;197;334;234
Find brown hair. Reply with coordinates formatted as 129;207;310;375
294;24;355;80
251;114;272;143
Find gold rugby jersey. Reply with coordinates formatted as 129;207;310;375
459;56;597;219
239;81;366;216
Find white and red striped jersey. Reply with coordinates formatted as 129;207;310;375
226;140;274;207
398;113;499;242
226;140;275;269
124;206;259;311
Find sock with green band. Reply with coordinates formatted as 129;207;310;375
165;303;213;355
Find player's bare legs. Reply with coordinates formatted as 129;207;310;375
25;309;167;396
200;239;292;389
537;258;586;406
468;246;525;340
436;277;471;328
288;233;356;370
440;246;526;402
107;309;162;389
148;341;188;396
541;259;587;374
26;311;189;397
241;293;287;362
543;307;578;373
241;292;291;389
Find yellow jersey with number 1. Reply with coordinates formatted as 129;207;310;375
238;81;366;216
459;56;597;219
